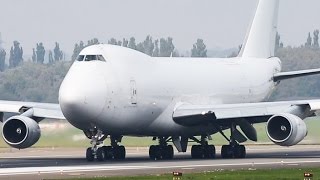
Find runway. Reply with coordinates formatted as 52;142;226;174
0;145;320;179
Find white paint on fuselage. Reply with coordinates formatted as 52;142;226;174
59;45;281;136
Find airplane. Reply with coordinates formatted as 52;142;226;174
2;0;320;162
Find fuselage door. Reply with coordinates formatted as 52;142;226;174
130;80;137;105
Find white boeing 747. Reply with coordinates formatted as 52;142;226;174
2;0;320;161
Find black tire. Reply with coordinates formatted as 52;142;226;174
86;148;94;162
118;146;126;159
149;145;156;160
206;145;216;159
104;146;113;160
165;145;174;159
191;145;202;159
154;146;164;160
191;145;197;159
221;145;230;159
96;147;105;161
236;145;246;158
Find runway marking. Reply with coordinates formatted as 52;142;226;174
1;160;320;176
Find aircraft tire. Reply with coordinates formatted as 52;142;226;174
113;146;126;160
165;145;174;159
86;148;94;162
149;145;156;160
103;146;113;160
96;147;105;161
221;145;231;159
205;145;216;159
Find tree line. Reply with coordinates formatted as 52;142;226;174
0;29;319;103
0;35;208;72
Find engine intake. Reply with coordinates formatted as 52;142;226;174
266;113;307;146
2;116;40;149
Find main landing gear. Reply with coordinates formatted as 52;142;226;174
219;123;246;159
190;136;216;159
149;137;174;160
84;129;126;162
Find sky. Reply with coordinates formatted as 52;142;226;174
1;0;320;59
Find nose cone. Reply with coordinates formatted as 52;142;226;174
59;62;107;127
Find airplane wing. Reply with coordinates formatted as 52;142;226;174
173;100;320;126
273;68;320;82
0;100;65;121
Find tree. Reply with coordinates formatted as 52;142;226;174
32;48;36;62
142;35;154;56
108;38;118;45
191;39;207;57
153;40;159;57
128;37;137;50
36;43;45;64
71;40;85;61
9;41;23;68
87;38;99;46
0;49;6;72
122;38;129;47
313;30;319;48
305;32;312;47
54;42;63;61
275;32;284;50
48;50;54;64
159;37;175;57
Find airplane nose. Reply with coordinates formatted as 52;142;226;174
59;63;107;126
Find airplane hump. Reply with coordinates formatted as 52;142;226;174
238;0;280;59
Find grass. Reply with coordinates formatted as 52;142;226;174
0;117;320;148
55;168;320;180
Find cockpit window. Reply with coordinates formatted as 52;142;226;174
84;55;97;61
78;55;106;62
98;55;106;61
77;55;85;61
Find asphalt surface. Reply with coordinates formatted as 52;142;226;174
0;145;320;179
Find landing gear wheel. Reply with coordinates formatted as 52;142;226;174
191;145;216;159
165;145;174;159
149;145;156;160
86;148;94;162
114;146;126;160
149;145;174;160
221;145;246;159
205;145;216;159
96;147;105;161
234;145;246;158
221;145;231;159
103;146;113;160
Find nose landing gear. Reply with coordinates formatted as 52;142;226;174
84;129;126;162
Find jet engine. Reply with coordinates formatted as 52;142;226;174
2;116;40;149
266;113;307;146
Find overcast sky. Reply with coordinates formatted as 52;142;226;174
1;0;320;58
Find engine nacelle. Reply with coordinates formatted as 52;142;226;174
266;113;307;146
2;116;41;149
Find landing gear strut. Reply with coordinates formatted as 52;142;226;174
149;137;174;160
190;136;216;159
84;129;126;162
220;123;246;159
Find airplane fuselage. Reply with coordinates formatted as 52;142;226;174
59;45;281;137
